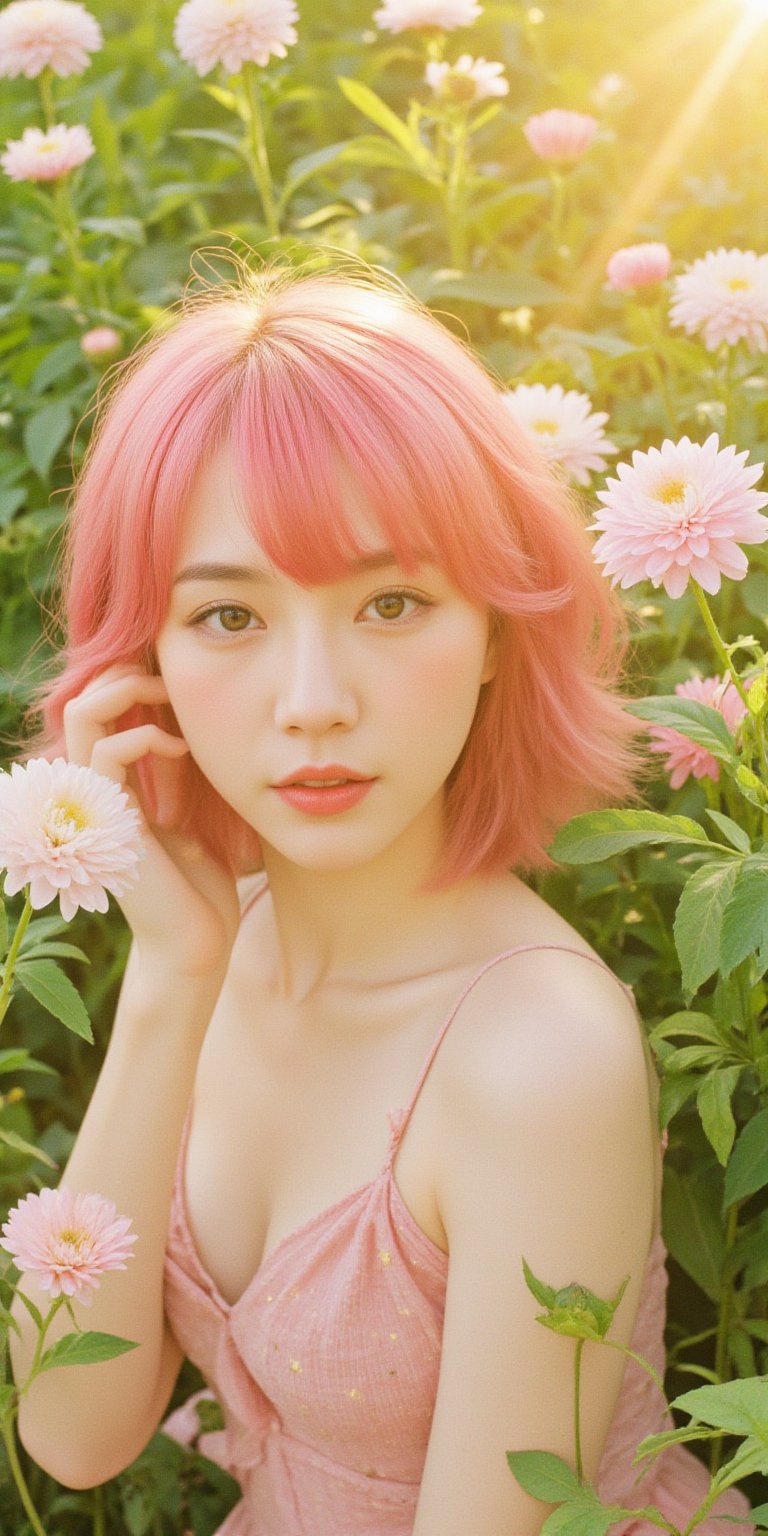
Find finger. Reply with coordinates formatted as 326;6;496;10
64;675;171;765
89;724;190;794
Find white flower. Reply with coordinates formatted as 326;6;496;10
373;0;481;35
0;757;144;921
425;53;508;103
173;0;298;76
500;382;617;486
668;247;768;353
0;0;102;79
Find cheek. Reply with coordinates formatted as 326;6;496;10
159;647;247;739
400;625;487;728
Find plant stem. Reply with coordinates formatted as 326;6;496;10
444;111;469;270
52;176;87;302
241;61;279;238
92;1482;106;1536
687;579;750;708
709;1200;741;1477
720;343;735;444
573;1337;583;1481
1;1412;48;1536
549;166;565;252
0;893;32;1031
37;67;55;131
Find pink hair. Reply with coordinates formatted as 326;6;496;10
13;252;654;892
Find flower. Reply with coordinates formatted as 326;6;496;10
373;0;481;34
587;434;768;600
645;674;748;789
606;242;672;292
500;382;617;487
0;756;144;920
1;122;94;182
80;325;122;358
1;1185;137;1306
173;0;298;75
591;71;625;107
668;247;768;353
161;1387;232;1468
0;0;102;78
522;108;598;163
424;53;508;103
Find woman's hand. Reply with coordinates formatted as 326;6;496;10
63;661;243;978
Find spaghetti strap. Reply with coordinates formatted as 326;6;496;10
240;872;270;920
388;944;636;1157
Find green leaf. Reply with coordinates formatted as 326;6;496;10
505;1449;582;1501
719;855;768;977
0;1383;16;1418
521;1255;558;1308
658;1070;700;1129
18;914;71;951
79;217;145;246
648;1011;729;1049
280;139;355;207
662;1044;728;1072
38;1330;141;1373
673;859;741;996
23;399;73;481
724;1108;768;1207
662;1166;724;1301
0;1047;59;1077
17;942;90;964
14;959;93;1043
89;92;123;183
697;1066;741;1166
0;1126;59;1167
425;270;566;307
201;82;249;120
31;339;84;394
704;810;752;854
11;1285;44;1332
336;77;435;171
623;696;738;761
171;127;248;159
670;1377;768;1441
549;809;711;865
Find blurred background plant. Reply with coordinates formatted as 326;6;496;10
2;0;768;1528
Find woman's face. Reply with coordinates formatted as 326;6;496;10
154;442;498;870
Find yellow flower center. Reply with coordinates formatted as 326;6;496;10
532;418;559;436
656;478;687;504
37;142;57;155
44;798;89;845
725;277;751;292
58;1226;89;1254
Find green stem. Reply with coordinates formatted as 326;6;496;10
1;1411;49;1536
52;176;86;302
241;61;279;238
549;166;566;252
720;343;735;445
600;1336;667;1396
0;892;33;1032
444;111;469;270
16;1294;68;1400
37;67;55;131
573;1337;583;1481
687;579;750;708
92;1482;106;1536
709;1201;741;1477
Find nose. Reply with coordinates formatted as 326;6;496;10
273;622;358;734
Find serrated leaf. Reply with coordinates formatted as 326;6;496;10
720;856;768;976
697;1066;741;1166
623;696;740;760
724;1108;768;1207
670;1377;768;1440
23;399;73;480
0;1126;59;1167
673;859;741;995
662;1166;724;1301
17;942;90;964
38;1330;141;1372
11;1285;44;1332
18;914;70;952
648;1011;728;1048
549;809;711;865
506;1449;582;1501
703;810;752;854
14;959;93;1043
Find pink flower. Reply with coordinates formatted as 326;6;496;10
161;1387;232;1468
373;0;482;33
80;325;122;358
0;756;144;920
1;122;94;182
606;242;672;292
1;1185;137;1307
645;674;748;788
0;0;102;78
522;108;598;163
173;0;298;75
425;54;508;103
587;434;768;600
500;382;616;487
668;247;768;353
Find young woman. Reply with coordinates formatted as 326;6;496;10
9;254;753;1536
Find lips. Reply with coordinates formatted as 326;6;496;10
273;764;373;787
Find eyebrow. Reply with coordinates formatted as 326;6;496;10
172;551;428;587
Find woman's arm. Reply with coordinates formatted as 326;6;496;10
9;938;228;1489
412;950;657;1536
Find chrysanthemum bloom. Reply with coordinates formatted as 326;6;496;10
373;0;482;34
500;382;617;487
173;0;298;76
0;0;102;78
606;242;672;292
645;673;748;788
1;122;94;182
0;756;144;920
588;434;768;600
1;1185;137;1306
522;108;598;163
668;248;768;353
80;325;122;357
425;54;508;104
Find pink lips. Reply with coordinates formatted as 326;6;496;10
273;780;376;815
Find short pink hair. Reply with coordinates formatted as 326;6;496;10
15;254;653;891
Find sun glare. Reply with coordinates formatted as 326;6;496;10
741;0;768;14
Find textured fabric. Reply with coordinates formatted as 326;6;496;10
162;881;754;1535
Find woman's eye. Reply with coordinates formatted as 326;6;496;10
188;588;431;638
362;588;431;623
189;604;257;636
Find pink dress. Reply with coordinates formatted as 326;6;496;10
162;880;754;1535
